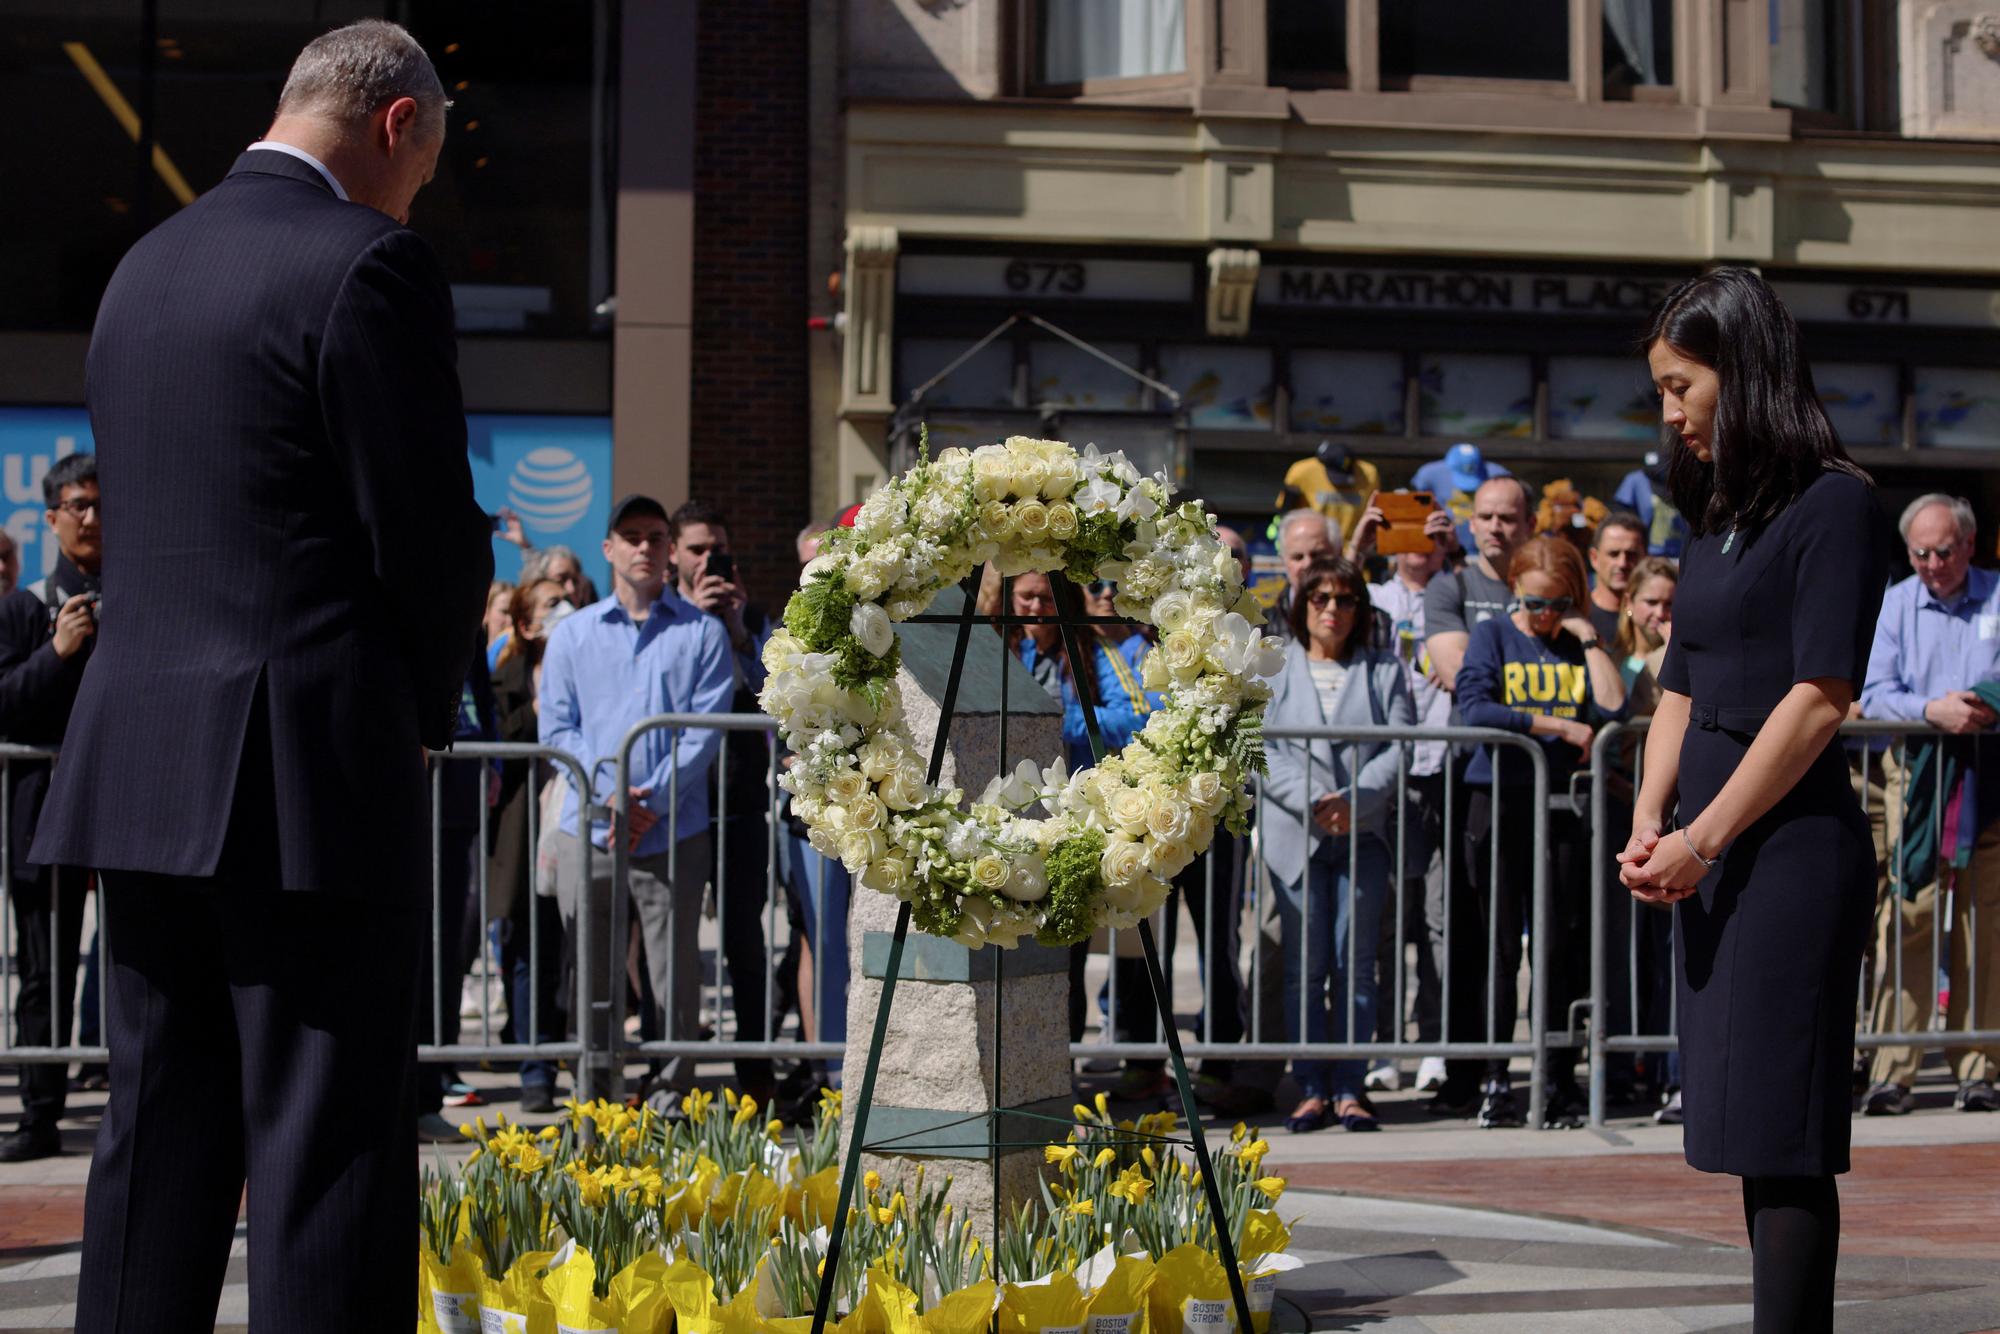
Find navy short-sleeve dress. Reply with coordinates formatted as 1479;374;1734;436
1657;470;1887;1177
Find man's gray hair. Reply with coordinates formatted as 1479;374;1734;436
1278;507;1342;555
277;20;446;134
1898;493;1977;545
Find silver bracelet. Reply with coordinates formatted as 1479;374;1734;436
1680;826;1717;871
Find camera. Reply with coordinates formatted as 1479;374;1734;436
704;550;735;583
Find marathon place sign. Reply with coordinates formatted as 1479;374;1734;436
1258;264;2000;328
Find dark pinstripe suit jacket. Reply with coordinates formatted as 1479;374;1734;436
31;150;493;895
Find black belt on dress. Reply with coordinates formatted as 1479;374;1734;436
1690;703;1767;734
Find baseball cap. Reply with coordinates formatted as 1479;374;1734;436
1445;442;1487;496
606;493;668;533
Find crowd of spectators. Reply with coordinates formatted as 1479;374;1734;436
5;443;1997;1159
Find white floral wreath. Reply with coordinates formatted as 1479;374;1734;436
758;438;1282;950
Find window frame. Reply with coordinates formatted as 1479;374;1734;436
1021;0;1196;98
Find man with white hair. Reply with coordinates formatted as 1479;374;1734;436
1269;507;1342;641
1859;493;2000;1116
32;20;490;1330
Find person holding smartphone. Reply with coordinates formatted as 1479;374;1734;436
666;500;779;1103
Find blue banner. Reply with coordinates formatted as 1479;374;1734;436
0;408;91;585
466;414;614;593
0;408;614;594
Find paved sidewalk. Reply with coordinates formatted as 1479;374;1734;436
5;1059;1999;1331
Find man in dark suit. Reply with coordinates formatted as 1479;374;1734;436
0;454;103;1164
31;19;491;1332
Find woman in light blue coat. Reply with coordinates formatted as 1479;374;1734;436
1261;558;1416;1132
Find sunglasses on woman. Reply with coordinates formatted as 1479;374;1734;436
1520;595;1574;614
1307;590;1362;611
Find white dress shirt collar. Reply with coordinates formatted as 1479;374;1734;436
245;141;350;202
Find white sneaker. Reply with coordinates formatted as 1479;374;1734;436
1415;1056;1447;1092
1363;1062;1402;1092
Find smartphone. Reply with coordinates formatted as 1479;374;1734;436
705;550;736;583
1376;490;1437;555
489;512;506;533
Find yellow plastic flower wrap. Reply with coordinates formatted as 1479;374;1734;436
662;1254;778;1334
662;1158;724;1236
478;1249;560;1334
789;1166;840;1229
997;1270;1089;1334
709;1169;782;1227
1145;1245;1235;1334
1076;1246;1153;1334
423;1238;488;1334
865;1266;993;1334
1235;1212;1302;1334
543;1244;673;1334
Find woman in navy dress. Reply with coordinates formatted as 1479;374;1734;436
1619;268;1886;1333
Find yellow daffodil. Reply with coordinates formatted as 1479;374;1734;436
1074;1103;1093;1122
1231;1121;1249;1143
767;1119;785;1143
1140;1147;1158;1173
1045;1144;1081;1173
537;1125;559;1142
1066;1198;1095;1218
683;1088;714;1125
1255;1176;1286;1201
863;1169;881;1196
1108;1165;1153;1206
734;1095;760;1127
1094;1092;1110;1119
1092;1147;1117;1171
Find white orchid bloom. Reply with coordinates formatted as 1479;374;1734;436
1212;612;1284;679
1115;485;1159;523
1076;476;1121;515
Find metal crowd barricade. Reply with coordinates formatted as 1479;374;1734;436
608;714;843;1091
0;744;100;1069
418;742;600;1099
598;716;1564;1126
1586;717;2000;1127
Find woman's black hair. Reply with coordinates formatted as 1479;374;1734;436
1642;266;1869;537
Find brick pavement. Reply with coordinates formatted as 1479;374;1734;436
1284;1140;2000;1261
0;1185;85;1259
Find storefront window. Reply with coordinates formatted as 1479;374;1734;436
1547;356;1658;440
1159;344;1274;430
1268;0;1347;86
1417;353;1533;438
1039;0;1185;84
1288;349;1404;434
1603;0;1674;88
898;338;1015;409
1914;366;2000;448
1029;340;1144;409
1380;1;1569;83
1815;362;1900;447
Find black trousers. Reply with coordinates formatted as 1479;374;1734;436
1112;832;1249;1077
7;869;86;1133
76;874;421;1334
1443;789;1591;1089
717;810;774;1090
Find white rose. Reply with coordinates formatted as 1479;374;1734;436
1148;836;1195;878
861;855;912;895
1144;798;1191;842
1012;455;1049;499
826;770;868;805
1013;499;1050;541
847;795;886;831
973;451;1012;501
879;768;928;811
980;499;1017;541
1140;648;1170;691
850;602;895;658
838;828;886;873
1043;455;1080;500
856;735;900;781
1186;770;1225;813
970;854;1010;893
1047;503;1079;541
954;896;994;948
1107;786;1151;835
1101;839;1149;889
1162;630;1205;675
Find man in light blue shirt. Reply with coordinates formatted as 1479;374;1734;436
539;492;735;1101
1858;493;2000;1115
